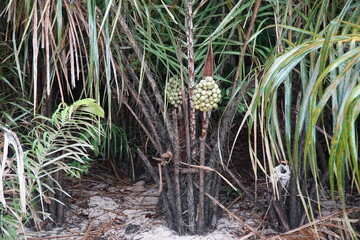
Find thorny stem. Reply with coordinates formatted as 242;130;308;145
185;0;197;163
185;0;196;232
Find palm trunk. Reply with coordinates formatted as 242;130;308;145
185;0;197;233
185;0;197;162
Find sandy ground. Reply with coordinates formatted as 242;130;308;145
24;175;266;240
24;168;359;240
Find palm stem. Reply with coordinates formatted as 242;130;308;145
185;0;197;163
172;108;183;234
198;111;208;233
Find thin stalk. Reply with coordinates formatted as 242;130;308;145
32;1;38;115
198;111;208;233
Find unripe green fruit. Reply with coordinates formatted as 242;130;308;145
192;76;221;112
166;77;183;107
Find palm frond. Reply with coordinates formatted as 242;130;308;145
0;98;104;236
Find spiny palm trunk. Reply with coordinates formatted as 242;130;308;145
185;0;197;233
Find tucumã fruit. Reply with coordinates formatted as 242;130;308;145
192;76;221;112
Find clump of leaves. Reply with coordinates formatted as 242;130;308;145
66;157;91;179
0;98;104;238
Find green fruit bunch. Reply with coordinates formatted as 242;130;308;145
166;77;183;108
192;76;221;112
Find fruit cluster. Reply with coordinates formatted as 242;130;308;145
192;76;221;112
166;77;183;108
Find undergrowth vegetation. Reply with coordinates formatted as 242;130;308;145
0;99;104;238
